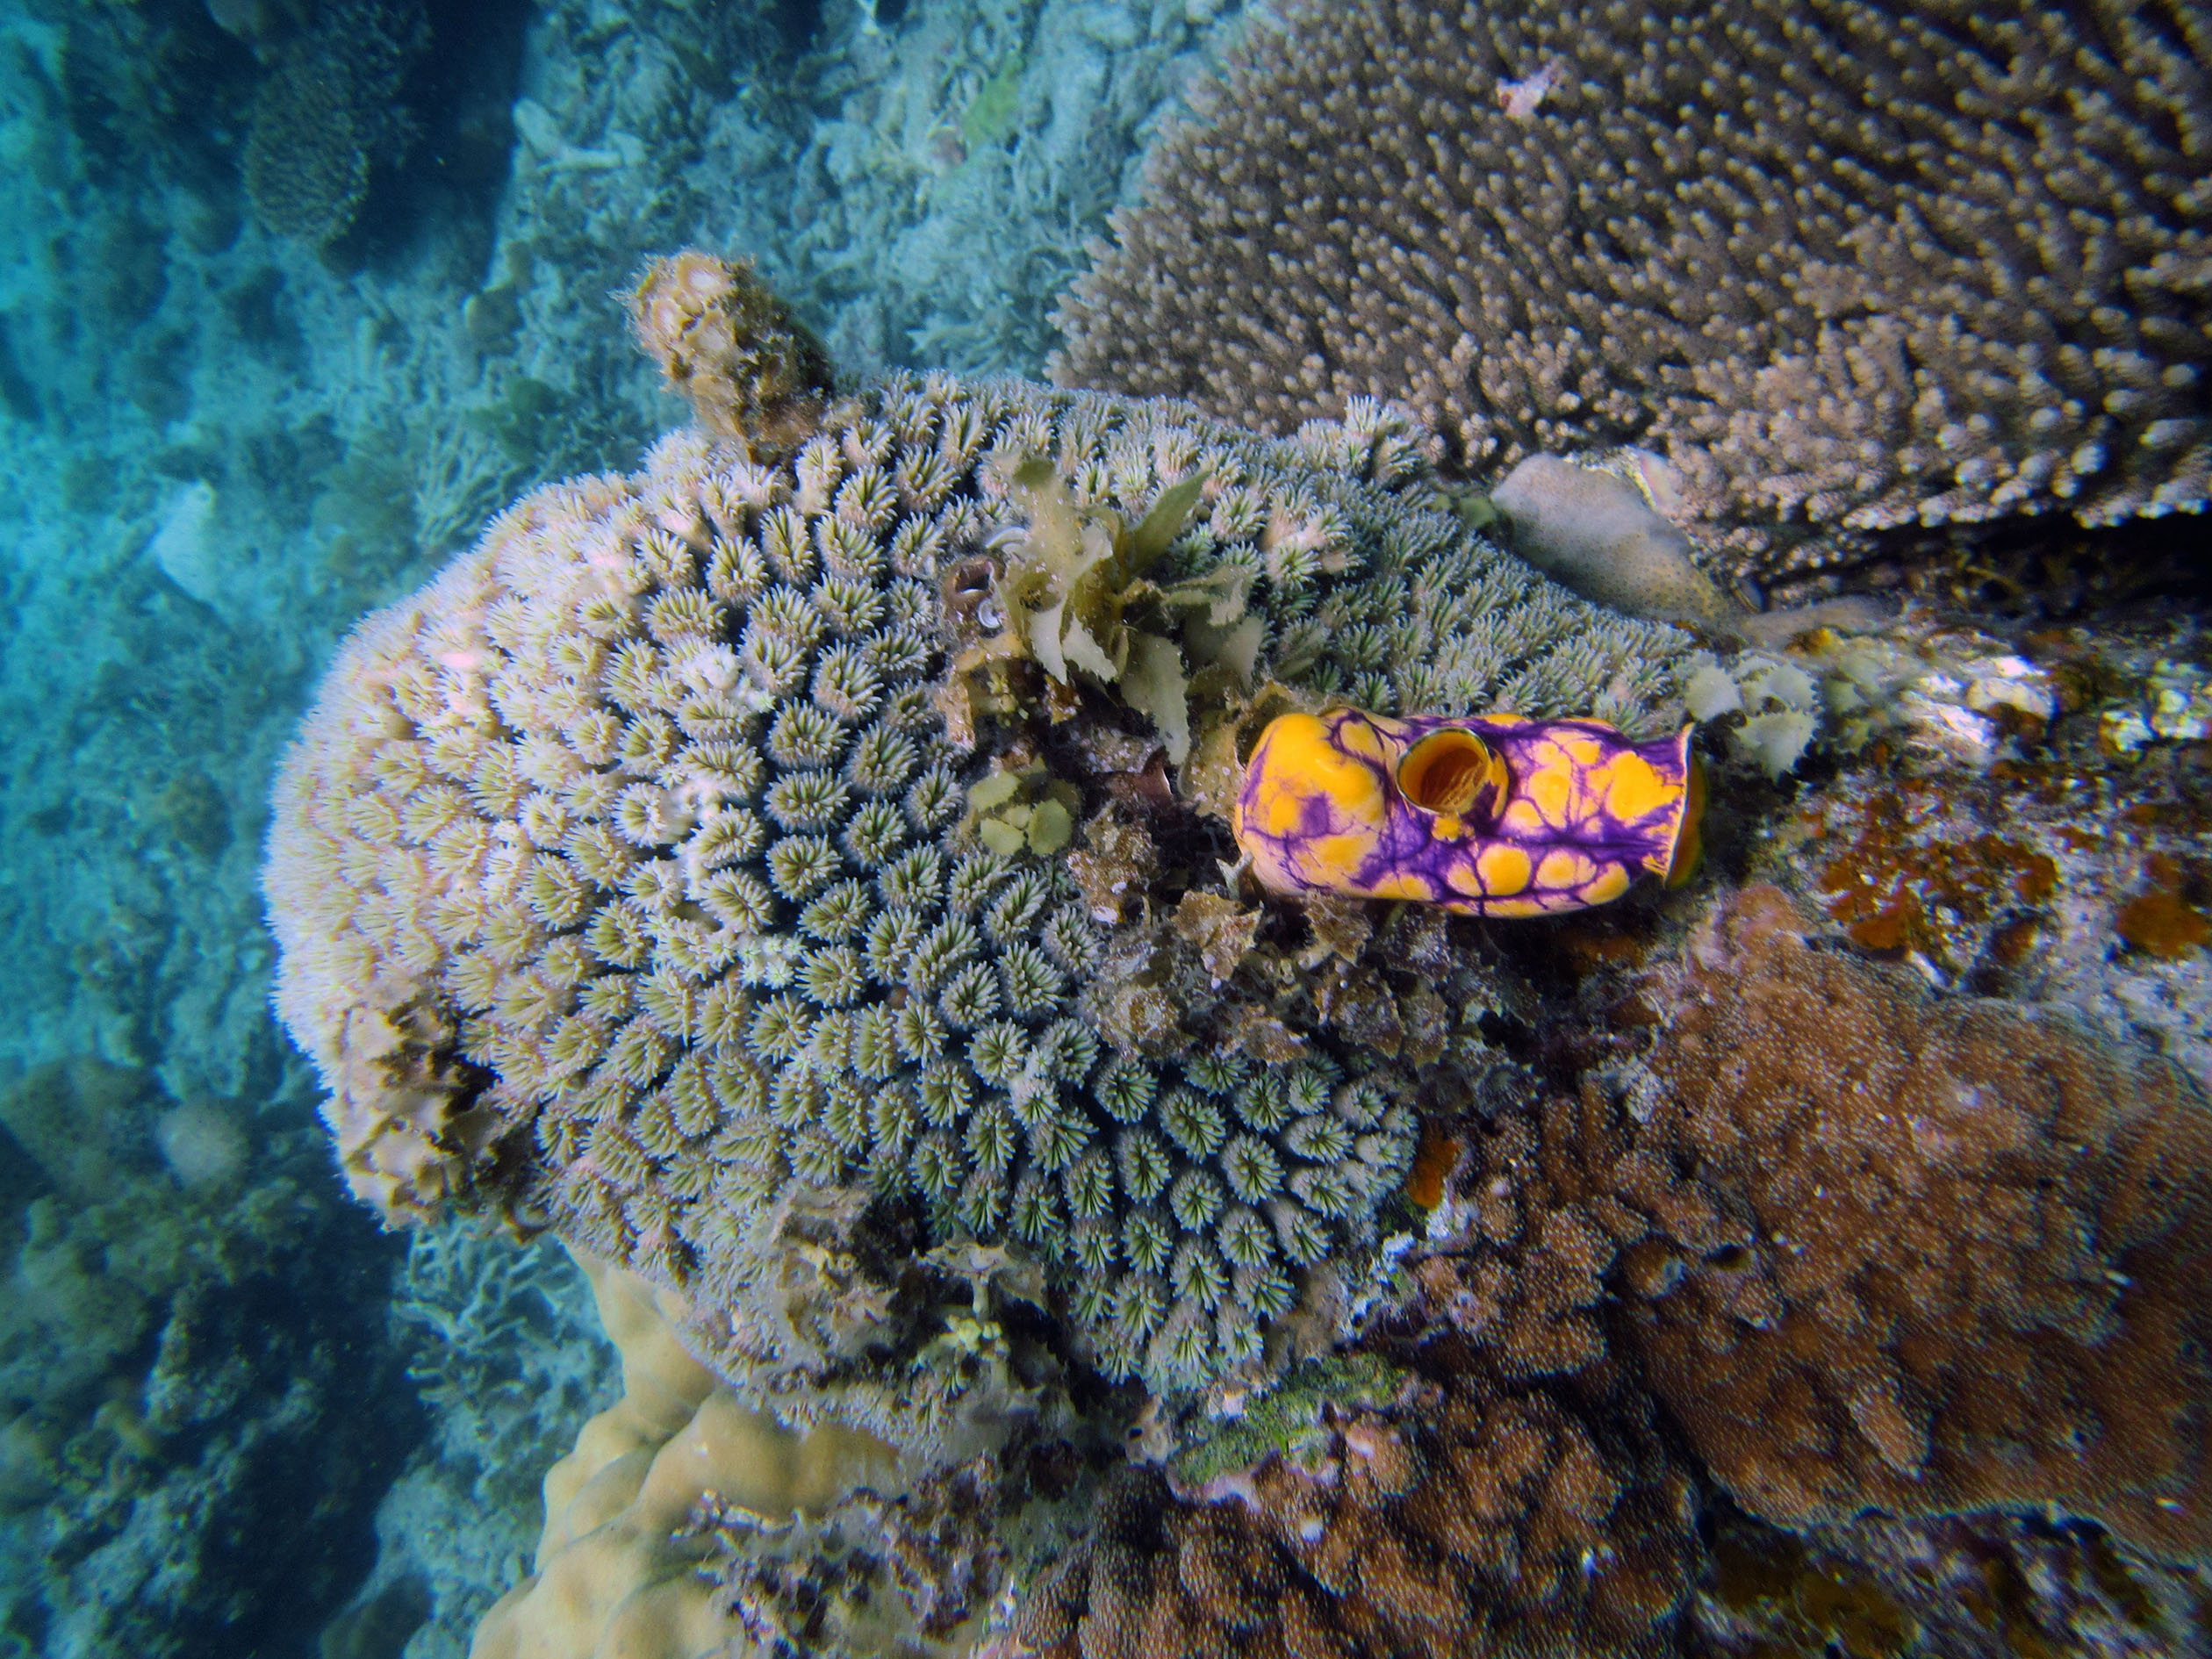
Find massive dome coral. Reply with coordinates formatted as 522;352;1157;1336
1051;0;2212;580
264;253;1694;1448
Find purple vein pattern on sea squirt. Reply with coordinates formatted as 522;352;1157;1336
1235;708;1693;917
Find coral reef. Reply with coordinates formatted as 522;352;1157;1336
0;1058;418;1658
473;1249;894;1659
258;243;2212;1658
13;0;2212;1648
1052;0;2212;582
240;0;431;246
1633;885;2212;1562
1690;1503;2212;1659
1345;863;2212;1619
1013;1362;1698;1658
263;258;1701;1444
1008;865;2212;1651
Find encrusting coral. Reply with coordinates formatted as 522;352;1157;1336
262;249;1698;1458
1013;1364;1698;1659
1052;0;2212;582
1629;883;2212;1563
1003;868;2212;1649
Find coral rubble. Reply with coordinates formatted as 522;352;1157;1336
1025;859;2212;1648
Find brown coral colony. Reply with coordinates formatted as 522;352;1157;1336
1637;887;2212;1563
1018;887;2212;1657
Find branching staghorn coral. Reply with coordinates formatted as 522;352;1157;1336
1052;0;2212;583
263;253;1699;1458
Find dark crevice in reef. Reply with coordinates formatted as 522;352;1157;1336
340;0;536;278
1785;511;2212;623
772;0;829;54
0;1057;428;1659
158;1225;425;1659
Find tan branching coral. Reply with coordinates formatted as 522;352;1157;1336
1630;884;2212;1562
1052;0;2212;579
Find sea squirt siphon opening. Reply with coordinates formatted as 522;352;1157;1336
1663;748;1707;887
1397;727;1507;820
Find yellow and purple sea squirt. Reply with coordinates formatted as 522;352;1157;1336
1234;707;1702;917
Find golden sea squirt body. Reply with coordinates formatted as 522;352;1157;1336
1233;707;1698;917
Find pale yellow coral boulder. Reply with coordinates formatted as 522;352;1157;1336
471;1251;896;1659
